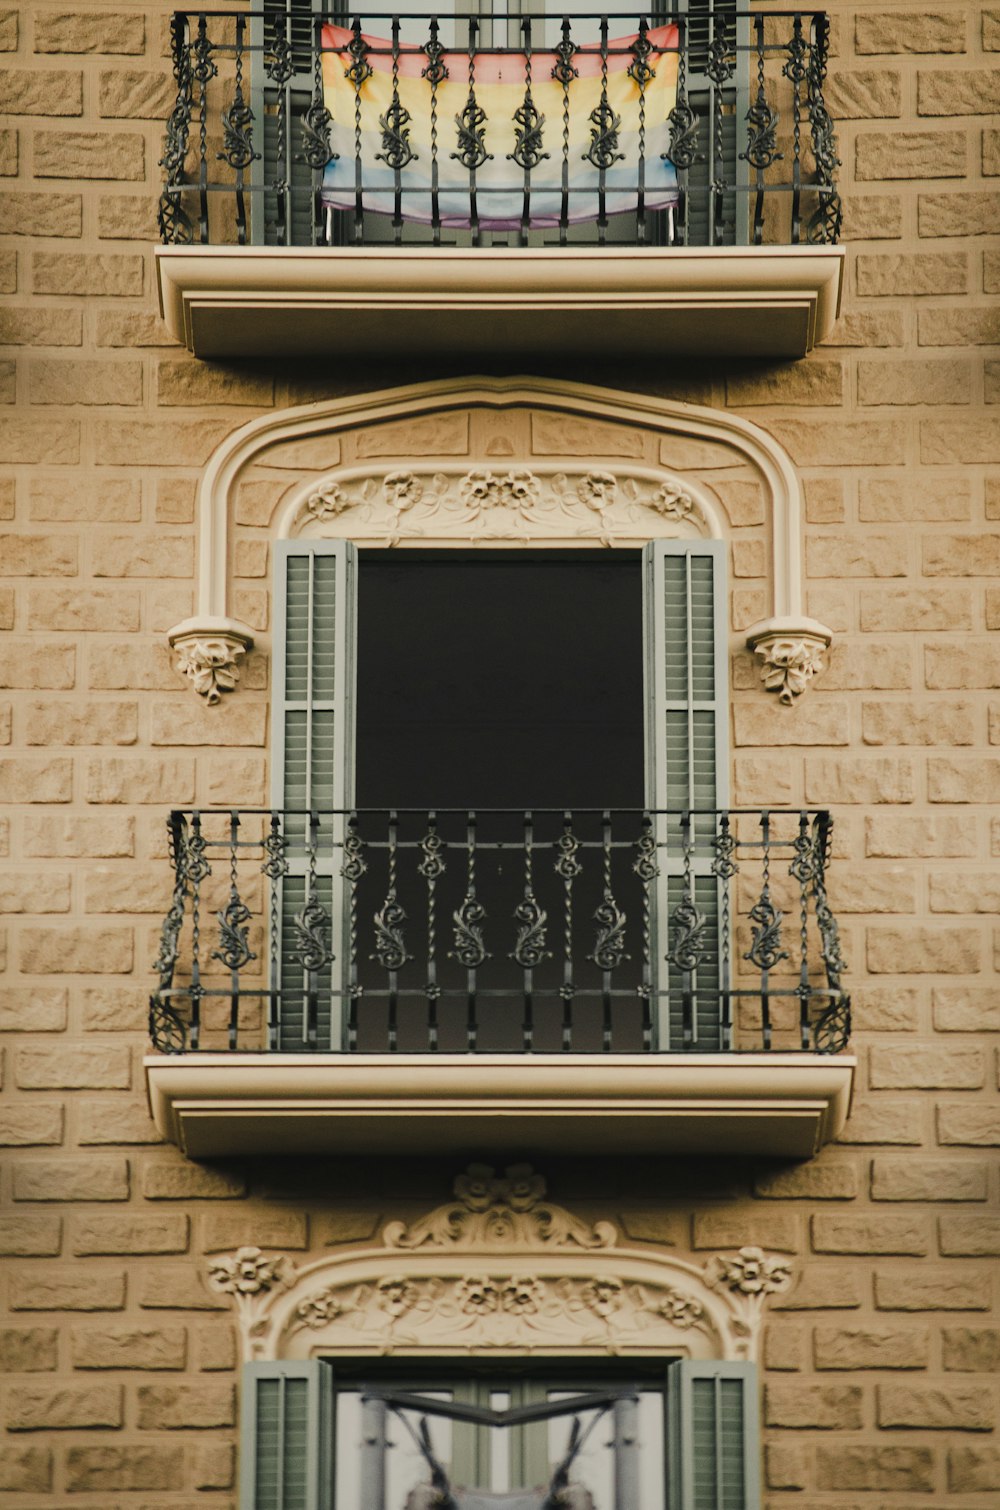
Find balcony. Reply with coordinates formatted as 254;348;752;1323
144;806;854;1158
154;8;845;359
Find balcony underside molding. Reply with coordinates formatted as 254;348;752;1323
144;1052;856;1160
156;246;845;362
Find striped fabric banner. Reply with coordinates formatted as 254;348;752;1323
320;22;679;229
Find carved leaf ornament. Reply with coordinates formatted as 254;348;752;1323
208;1165;793;1363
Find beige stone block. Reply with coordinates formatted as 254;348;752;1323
0;756;72;803
0;1447;52;1493
71;1327;186;1370
0;988;67;1033
4;1383;122;1431
870;1045;985;1089
855;11;967;52
82;865;177;915
725;361;844;407
155;477;195;524
863;699;976;746
0;1328;58;1371
81;984;146;1032
984;129;1000;176
758;416;907;466
816;1445;935;1492
987;9;1000;47
841;194;902;240
814;1327;929;1370
137;1269;227;1310
0;9;15;48
10;1269;126;1311
943;1328;1000;1371
857;252;967;301
802;477;843;524
78;1098;163;1145
858;476;971;522
919;68;1000;116
85;756;194;805
926;642;1000;690
99;68;175;118
877;1270;991;1311
25;700;137;747
764;1440;807;1490
142;1163;246;1200
755;1164;858;1200
922;310;1000;355
72;1213;189;1255
195;1322;238;1370
986;250;1000;295
95;309;178;346
839;1101;923;1145
732;755;794;806
206;753;267;805
18;926;133;975
91;535;193;578
986;358;1000;403
811;1213;928;1255
23;815;134;859
949;1446;1000;1491
28;587;139;632
13;1158;129;1202
872;1157;987;1202
881;813;983;862
822;641;912;691
35;12;145;52
825;870;917;915
64;1445;184;1492
0;418;80;464
707;478;765;527
807;535;908;577
732;700;848;747
136;1381;235;1428
192;1440;235;1491
203;1209;309;1251
926;534;1000;574
93;417;234;466
89;641;179;692
860;356;972;406
33;130;144;180
234;538;269;578
157;359;275;407
97;192;160;240
805;756;913;804
0;1216;63;1256
0;308;81;347
29;476;141;523
28;357;142;406
0;192;82;238
929;756;1000;802
763;1323;805;1371
933;987;1000;1032
856;130;966;179
937;1105;1000;1146
0;67;84;115
0;127;16;177
825;69;901;118
149;698;267;747
0;1105;64;1147
0;871;71;914
851;985;918;1029
919;192;996;238
770;1268;862;1310
931;873;1000;913
0;535;77;576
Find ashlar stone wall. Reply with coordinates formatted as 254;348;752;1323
1;1;999;1506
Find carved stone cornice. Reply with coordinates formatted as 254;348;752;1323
168;615;255;704
745;615;833;704
207;1164;793;1363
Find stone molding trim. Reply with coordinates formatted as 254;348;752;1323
168;377;832;702
207;1163;792;1364
168;615;255;704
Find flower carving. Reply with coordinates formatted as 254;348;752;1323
705;1246;792;1296
753;635;827;705
455;1276;500;1314
295;1287;343;1329
579;1277;624;1317
649;484;695;520
173;635;246;704
497;1163;546;1212
208;1246;291;1297
577;472;619;509
377;1276;421;1318
650;1288;705;1328
453;1162;500;1212
500;1276;546;1315
458;470;541;513
382;471;424;508
303;481;349;521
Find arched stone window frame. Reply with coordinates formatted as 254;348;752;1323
167;377;832;706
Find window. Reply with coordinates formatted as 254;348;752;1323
241;1358;760;1509
271;538;728;1053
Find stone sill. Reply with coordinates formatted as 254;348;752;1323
144;1051;856;1160
155;245;845;362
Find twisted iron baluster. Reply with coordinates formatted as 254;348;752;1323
745;811;788;1049
294;812;333;1049
813;811;851;1052
213;810;256;1049
712;812;738;1049
262;812;288;1051
345;17;372;245
668;810;706;1048
299;13;337;246
584;15;623;244
511;811;550;1050
265;15;294;246
149;810;190;1053
158;13;194;244
192;15;216;243
186;810;210;1049
377;16;416;242
790;809;816;1048
372;810;410;1051
341;812;366;1050
552;18;577;246
633;814;659;1051
510;17;547;244
590;811;628;1051
741;13;782;244
784;13;807;244
452;19;490;246
555;812;582;1050
451;812;488;1049
805;14;842;244
706;15;734;244
217;15;258;246
422;18;448;245
665;19;699;248
418;812;445;1050
628;18;654;244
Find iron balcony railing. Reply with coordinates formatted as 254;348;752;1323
158;9;842;250
149;806;850;1056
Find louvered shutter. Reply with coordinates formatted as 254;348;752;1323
667;1361;760;1510
643;540;728;1050
241;1361;334;1510
675;0;749;246
272;540;357;1050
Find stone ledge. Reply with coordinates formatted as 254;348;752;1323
156;245;846;362
145;1051;856;1160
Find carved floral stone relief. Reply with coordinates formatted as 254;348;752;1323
207;1165;792;1364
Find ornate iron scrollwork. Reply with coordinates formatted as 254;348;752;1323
590;893;628;971
344;20;373;87
453;93;491;171
299;98;337;168
741;93;783;170
667;894;708;972
266;32;294;87
451;894;489;968
511;893;550;968
744;895;789;971
814;997;851;1054
632;827;659;885
551;25;578;86
583;98;624;171
218;93;259;170
805;17;842;243
665;100;701;169
149;995;187;1054
213;890;256;971
377;99;417;171
706;32;735;87
627;19;655;88
509;93;548;171
421;23;449;86
372;893;412;971
294;892;334;973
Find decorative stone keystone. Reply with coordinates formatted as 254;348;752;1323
168;616;255;704
746;616;833;705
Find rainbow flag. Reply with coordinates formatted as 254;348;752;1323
320;23;679;229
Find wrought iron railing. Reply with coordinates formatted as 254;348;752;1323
149;807;850;1055
158;9;841;249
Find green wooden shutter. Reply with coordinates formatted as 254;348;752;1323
668;1361;759;1510
643;540;728;1050
241;1361;333;1510
272;540;357;1050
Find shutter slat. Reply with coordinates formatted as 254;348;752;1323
668;1361;759;1510
242;1361;333;1510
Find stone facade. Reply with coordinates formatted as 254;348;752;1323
2;1;999;1506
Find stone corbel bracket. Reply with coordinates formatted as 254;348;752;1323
746;615;833;705
168;615;255;705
